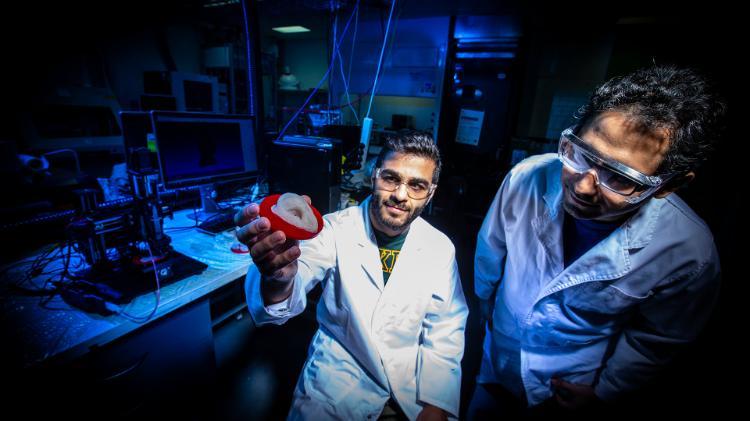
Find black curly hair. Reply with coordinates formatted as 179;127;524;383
574;65;726;175
375;131;442;184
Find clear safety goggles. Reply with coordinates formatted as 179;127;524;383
558;127;673;204
374;168;436;200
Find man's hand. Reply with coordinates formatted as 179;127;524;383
551;378;600;410
416;404;448;421
234;197;310;303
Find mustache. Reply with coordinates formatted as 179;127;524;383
382;199;409;211
568;189;596;206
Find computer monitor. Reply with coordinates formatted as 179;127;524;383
143;71;218;112
150;111;258;220
24;96;122;152
170;72;219;113
119;111;156;170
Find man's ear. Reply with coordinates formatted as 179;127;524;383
654;171;695;198
425;186;438;205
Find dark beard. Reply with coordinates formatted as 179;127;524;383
370;195;426;232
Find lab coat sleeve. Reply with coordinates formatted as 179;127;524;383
417;249;469;418
245;216;337;326
474;175;510;300
594;248;720;401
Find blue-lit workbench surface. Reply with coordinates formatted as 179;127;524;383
1;208;253;416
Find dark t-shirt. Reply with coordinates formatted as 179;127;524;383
373;228;408;284
563;212;621;268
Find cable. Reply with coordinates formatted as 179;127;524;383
328;5;337;123
365;0;397;119
337;45;358;122
346;0;359;92
38;241;74;296
241;0;257;117
274;2;360;142
337;0;360;123
0;244;58;278
274;2;359;140
1;240;82;310
118;242;161;324
1;243;68;296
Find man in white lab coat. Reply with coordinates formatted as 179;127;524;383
468;66;726;418
236;132;468;420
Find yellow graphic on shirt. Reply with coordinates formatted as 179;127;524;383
379;248;400;273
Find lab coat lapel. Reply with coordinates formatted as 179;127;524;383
546;197;664;294
534;161;565;275
357;197;385;291
533;166;664;299
380;219;429;301
539;227;631;298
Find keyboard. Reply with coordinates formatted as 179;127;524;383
197;212;237;234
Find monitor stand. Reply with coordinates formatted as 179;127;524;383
187;184;234;223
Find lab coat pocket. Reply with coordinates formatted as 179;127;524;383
555;282;649;344
387;302;421;332
379;298;428;348
540;282;650;347
303;332;361;406
563;281;649;316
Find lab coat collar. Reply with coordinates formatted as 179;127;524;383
358;196;386;291
535;160;665;297
356;196;427;292
542;160;564;220
537;161;565;272
540;159;662;251
621;197;663;250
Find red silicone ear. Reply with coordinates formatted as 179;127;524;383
258;194;324;240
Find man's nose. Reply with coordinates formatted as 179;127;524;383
573;170;598;196
392;183;409;201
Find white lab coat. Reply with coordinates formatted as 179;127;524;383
475;154;720;405
246;197;468;420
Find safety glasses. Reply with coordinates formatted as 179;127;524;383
558;127;673;204
374;168;436;200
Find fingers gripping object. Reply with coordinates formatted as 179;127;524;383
259;193;324;240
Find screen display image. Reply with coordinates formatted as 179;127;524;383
151;112;258;188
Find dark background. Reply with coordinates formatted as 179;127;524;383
1;0;743;418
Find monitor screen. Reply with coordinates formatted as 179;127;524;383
120;111;152;151
170;72;218;113
151;112;258;188
27;104;123;151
